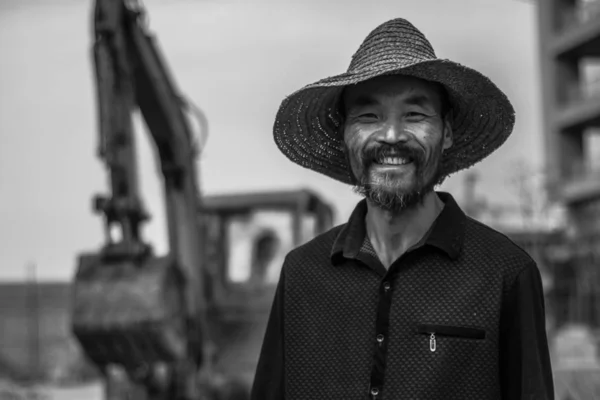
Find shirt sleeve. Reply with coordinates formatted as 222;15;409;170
499;262;555;400
250;267;285;400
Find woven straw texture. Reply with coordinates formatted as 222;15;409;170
273;18;515;184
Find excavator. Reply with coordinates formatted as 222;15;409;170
70;1;334;399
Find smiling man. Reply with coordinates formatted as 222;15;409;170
251;18;554;400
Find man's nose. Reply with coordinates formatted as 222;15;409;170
379;119;410;144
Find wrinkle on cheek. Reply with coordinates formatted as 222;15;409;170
346;137;361;152
343;126;365;176
409;119;440;137
344;125;363;149
403;127;420;138
420;124;445;144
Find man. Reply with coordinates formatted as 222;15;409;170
251;18;554;400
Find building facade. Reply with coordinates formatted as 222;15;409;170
537;0;600;330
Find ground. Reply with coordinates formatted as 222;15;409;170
0;381;103;400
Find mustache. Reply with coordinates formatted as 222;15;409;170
360;143;425;167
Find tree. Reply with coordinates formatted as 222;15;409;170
507;158;566;231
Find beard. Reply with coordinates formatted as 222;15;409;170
351;141;446;212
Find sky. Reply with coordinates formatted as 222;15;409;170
0;0;543;281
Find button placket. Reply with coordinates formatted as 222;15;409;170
369;277;393;399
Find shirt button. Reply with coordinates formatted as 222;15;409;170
371;387;379;396
383;282;391;291
376;334;384;343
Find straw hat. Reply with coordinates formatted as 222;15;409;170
273;18;515;185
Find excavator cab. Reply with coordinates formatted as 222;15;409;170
199;189;334;385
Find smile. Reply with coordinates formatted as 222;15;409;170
374;156;413;166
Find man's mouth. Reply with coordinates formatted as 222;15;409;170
374;155;414;166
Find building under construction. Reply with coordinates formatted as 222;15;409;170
537;0;600;331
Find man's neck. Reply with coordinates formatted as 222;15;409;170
365;191;444;269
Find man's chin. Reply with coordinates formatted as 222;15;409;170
362;175;419;197
353;183;430;212
369;168;415;182
366;182;415;195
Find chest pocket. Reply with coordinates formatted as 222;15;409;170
417;324;486;352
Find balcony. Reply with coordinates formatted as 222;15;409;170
561;172;600;204
554;94;600;131
550;10;600;58
551;15;600;59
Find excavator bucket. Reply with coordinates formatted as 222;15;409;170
71;253;189;374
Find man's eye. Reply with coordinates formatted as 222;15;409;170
358;113;378;119
406;112;425;118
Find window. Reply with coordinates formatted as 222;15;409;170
225;210;294;285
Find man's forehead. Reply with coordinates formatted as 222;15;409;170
343;75;441;104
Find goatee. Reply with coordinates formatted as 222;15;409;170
352;143;446;212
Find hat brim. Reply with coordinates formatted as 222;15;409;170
273;58;515;185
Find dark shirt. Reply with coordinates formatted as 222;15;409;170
251;192;554;400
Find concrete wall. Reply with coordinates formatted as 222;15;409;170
0;283;96;383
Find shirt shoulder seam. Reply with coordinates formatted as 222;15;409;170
465;216;537;266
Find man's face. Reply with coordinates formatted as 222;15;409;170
342;75;453;212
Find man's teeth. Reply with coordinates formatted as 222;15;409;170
379;157;410;165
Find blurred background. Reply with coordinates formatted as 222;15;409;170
0;0;599;399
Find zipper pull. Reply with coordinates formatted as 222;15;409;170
430;333;436;352
370;387;379;400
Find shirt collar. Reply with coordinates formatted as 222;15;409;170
330;191;466;264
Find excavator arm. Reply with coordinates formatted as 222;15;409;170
72;1;210;399
71;2;335;399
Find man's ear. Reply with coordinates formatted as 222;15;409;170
442;116;453;151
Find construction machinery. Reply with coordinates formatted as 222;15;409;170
200;190;334;385
70;1;334;399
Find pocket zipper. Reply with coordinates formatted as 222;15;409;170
418;324;486;353
417;324;486;340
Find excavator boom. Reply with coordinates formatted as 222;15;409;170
71;2;336;399
72;1;208;399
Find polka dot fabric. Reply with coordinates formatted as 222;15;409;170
282;209;535;399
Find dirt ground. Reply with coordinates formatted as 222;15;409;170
43;383;103;400
0;381;103;400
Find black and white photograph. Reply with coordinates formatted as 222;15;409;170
0;0;599;399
